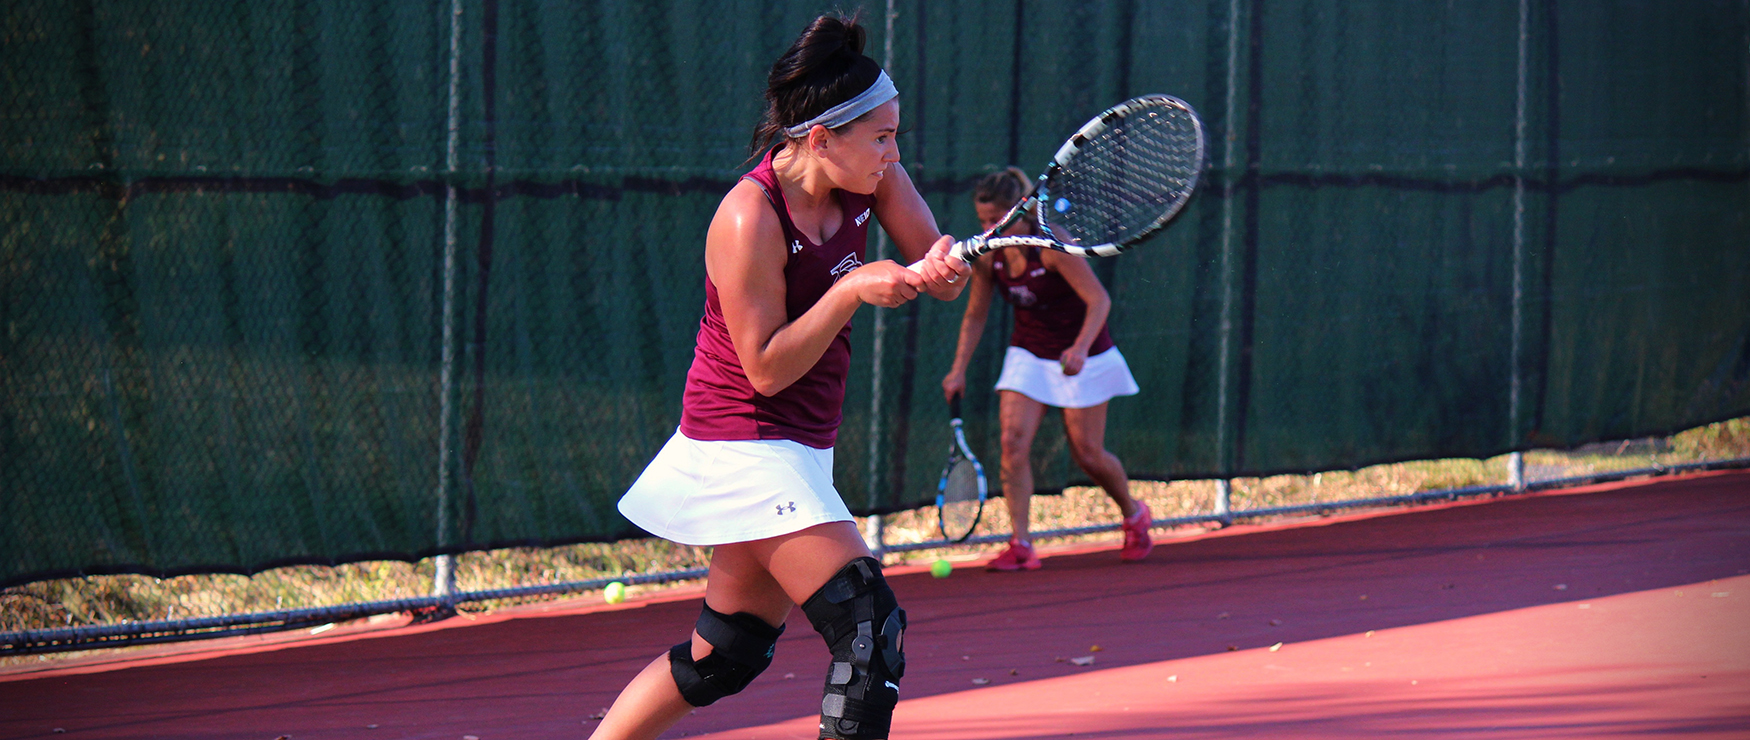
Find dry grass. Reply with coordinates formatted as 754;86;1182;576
4;417;1746;666
0;538;712;633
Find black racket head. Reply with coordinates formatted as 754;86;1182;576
1037;95;1205;252
937;457;984;542
937;395;986;542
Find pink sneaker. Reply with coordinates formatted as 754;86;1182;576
1120;502;1154;562
987;539;1042;571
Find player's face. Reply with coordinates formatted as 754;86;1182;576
825;98;901;195
976;200;1032;237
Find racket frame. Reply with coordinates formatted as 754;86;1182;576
935;399;988;543
951;94;1205;263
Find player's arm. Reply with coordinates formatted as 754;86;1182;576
1042;249;1111;377
710;180;924;396
872;161;968;299
941;254;996;402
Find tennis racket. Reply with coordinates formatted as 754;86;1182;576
935;394;988;542
910;94;1204;269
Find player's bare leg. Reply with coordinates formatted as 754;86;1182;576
589;523;882;740
997;390;1049;543
1063;401;1151;560
588;543;794;740
588;652;696;740
1061;402;1136;517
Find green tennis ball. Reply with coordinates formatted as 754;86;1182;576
930;559;953;578
604;581;627;604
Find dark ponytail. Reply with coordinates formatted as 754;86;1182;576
749;13;885;157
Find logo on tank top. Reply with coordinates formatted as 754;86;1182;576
1030;268;1047;277
855;208;871;226
791;239;805;254
830;253;863;279
776;501;796;516
1008;285;1038;307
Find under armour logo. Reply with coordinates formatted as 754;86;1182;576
790;239;805;254
776;501;796;516
854;208;871;226
830;253;863;278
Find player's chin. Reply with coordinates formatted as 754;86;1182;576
848;172;884;195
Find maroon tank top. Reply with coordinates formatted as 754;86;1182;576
990;246;1114;360
679;149;875;448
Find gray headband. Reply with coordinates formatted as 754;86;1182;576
783;71;898;138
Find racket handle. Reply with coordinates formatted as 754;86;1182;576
903;237;980;274
949;394;962;420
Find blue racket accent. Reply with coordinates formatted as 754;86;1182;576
904;94;1203;270
936;398;987;543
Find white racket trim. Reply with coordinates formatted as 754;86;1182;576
936;416;988;543
905;94;1202;274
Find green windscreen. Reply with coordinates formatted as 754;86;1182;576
3;0;1746;586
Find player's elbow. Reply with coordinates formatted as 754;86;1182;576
745;369;793;397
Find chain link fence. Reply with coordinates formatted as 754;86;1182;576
5;417;1746;658
3;0;1746;656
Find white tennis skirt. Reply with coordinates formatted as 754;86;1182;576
617;430;854;546
994;345;1140;409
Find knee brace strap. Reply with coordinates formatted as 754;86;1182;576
668;604;785;707
802;557;907;739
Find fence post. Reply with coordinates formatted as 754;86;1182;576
861;0;897;564
1211;0;1244;527
432;0;465;601
865;515;887;559
1214;479;1234;526
1504;0;1530;500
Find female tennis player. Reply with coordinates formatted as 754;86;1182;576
595;14;966;740
940;167;1151;572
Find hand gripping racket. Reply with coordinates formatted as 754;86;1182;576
911;94;1204;271
935;394;988;542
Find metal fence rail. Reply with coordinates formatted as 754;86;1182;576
1;568;709;656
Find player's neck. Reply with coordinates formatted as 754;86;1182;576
771;147;837;210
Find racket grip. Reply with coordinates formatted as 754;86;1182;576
904;237;979;274
949;394;962;420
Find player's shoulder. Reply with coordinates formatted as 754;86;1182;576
707;179;787;254
714;179;783;227
1038;246;1087;272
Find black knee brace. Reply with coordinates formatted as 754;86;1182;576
801;557;907;739
668;603;785;707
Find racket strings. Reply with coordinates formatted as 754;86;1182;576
938;457;982;541
942;460;981;504
1047;102;1202;246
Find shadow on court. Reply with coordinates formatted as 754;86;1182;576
0;471;1745;739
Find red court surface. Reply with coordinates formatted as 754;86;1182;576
3;470;1747;739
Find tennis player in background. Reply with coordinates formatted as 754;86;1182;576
597;13;967;740
940;168;1151;572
